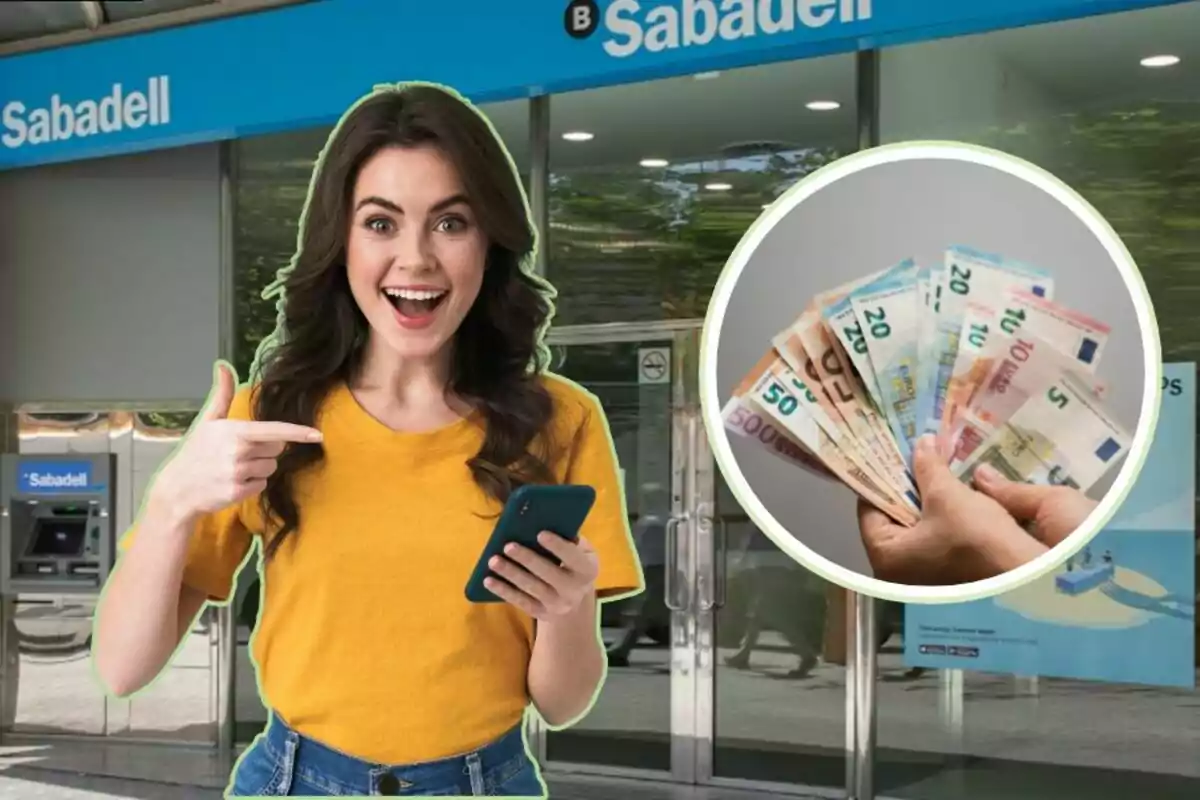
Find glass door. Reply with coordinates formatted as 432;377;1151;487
693;405;852;796
538;321;704;783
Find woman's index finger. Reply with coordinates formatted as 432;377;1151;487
229;420;323;443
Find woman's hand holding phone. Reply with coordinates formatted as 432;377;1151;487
150;364;323;528
485;533;599;621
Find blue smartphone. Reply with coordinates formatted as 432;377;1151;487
465;484;596;603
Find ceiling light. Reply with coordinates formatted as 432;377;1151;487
705;182;733;191
562;131;594;142
1140;54;1180;68
694;71;721;80
640;158;669;168
806;100;841;111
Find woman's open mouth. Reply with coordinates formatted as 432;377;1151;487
383;287;449;327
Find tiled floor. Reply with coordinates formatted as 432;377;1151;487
0;769;823;800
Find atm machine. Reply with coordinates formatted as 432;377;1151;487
0;454;117;595
0;453;117;731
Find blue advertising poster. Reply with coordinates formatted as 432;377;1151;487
903;363;1196;688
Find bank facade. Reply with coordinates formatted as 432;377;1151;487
0;2;1197;799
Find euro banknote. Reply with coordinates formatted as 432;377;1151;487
850;263;922;468
723;244;1129;531
954;371;1131;494
929;246;1055;434
947;329;1108;469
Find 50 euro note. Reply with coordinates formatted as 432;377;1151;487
948;330;1108;470
723;350;838;482
736;352;919;526
954;371;1131;495
930;246;1054;433
777;308;917;508
850;263;922;469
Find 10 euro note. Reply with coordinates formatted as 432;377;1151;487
1005;288;1111;373
929;246;1055;433
954;371;1131;495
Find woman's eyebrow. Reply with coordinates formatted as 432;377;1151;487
354;194;470;214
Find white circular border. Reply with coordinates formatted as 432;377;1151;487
700;140;1162;605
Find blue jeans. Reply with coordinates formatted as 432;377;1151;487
228;713;546;797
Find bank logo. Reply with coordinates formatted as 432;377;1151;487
2;75;171;149
567;0;874;58
17;461;101;493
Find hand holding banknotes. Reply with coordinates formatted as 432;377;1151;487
857;435;1048;585
973;467;1099;547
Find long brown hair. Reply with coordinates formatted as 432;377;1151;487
250;83;558;559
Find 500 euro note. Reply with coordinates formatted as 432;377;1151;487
724;350;838;482
930;246;1055;432
954;371;1131;494
737;353;919;526
948;331;1108;469
722;395;837;482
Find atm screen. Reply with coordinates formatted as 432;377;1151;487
27;519;88;558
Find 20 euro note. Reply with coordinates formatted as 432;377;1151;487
800;264;917;498
821;259;916;423
948;330;1109;470
913;265;942;439
851;264;922;469
954;371;1131;495
930;246;1054;434
738;355;919;526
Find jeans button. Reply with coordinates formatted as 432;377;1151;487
378;773;400;795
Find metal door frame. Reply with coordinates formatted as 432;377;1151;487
536;319;878;798
534;318;705;786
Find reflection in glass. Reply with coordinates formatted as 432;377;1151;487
547;58;856;326
546;340;674;771
876;5;1200;798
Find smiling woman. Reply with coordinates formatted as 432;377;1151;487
91;82;644;798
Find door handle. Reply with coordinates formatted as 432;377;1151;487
698;516;729;611
714;518;728;609
663;514;688;612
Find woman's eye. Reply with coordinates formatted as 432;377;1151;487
365;217;393;234
436;215;469;234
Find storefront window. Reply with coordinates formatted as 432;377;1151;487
547;58;856;324
875;4;1200;798
543;55;861;791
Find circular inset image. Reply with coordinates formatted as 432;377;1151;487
701;141;1160;604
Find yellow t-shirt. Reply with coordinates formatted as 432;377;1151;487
120;374;644;764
